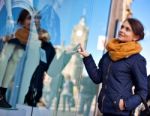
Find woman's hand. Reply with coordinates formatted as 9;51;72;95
119;99;125;111
3;34;14;42
77;44;90;58
39;31;49;42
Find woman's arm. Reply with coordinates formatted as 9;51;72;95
78;44;103;84
83;55;103;84
124;56;148;110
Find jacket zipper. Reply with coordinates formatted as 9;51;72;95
101;61;112;111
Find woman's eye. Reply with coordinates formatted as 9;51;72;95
121;25;124;29
126;27;130;31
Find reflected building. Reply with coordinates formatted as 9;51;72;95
38;17;89;110
106;0;133;40
40;5;61;45
63;17;89;81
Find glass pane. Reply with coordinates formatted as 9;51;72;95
0;0;110;116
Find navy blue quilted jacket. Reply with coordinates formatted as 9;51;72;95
83;53;147;116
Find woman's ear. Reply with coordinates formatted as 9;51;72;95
133;35;140;41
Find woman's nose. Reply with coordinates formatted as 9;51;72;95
120;28;125;33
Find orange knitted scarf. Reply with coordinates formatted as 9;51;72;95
106;38;142;61
15;28;30;45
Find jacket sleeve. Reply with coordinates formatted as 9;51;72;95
124;57;148;110
83;54;103;84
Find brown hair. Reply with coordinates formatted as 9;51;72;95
17;9;30;25
125;18;144;40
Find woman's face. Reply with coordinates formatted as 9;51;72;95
118;20;139;42
34;15;41;29
23;15;31;29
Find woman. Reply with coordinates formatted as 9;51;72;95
78;18;147;116
0;9;30;108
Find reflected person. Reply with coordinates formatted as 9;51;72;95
24;13;55;107
0;9;30;108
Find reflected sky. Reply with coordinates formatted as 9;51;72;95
132;0;150;74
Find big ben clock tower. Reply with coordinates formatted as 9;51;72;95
63;17;89;80
71;17;89;49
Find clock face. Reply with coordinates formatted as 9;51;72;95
76;30;83;37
